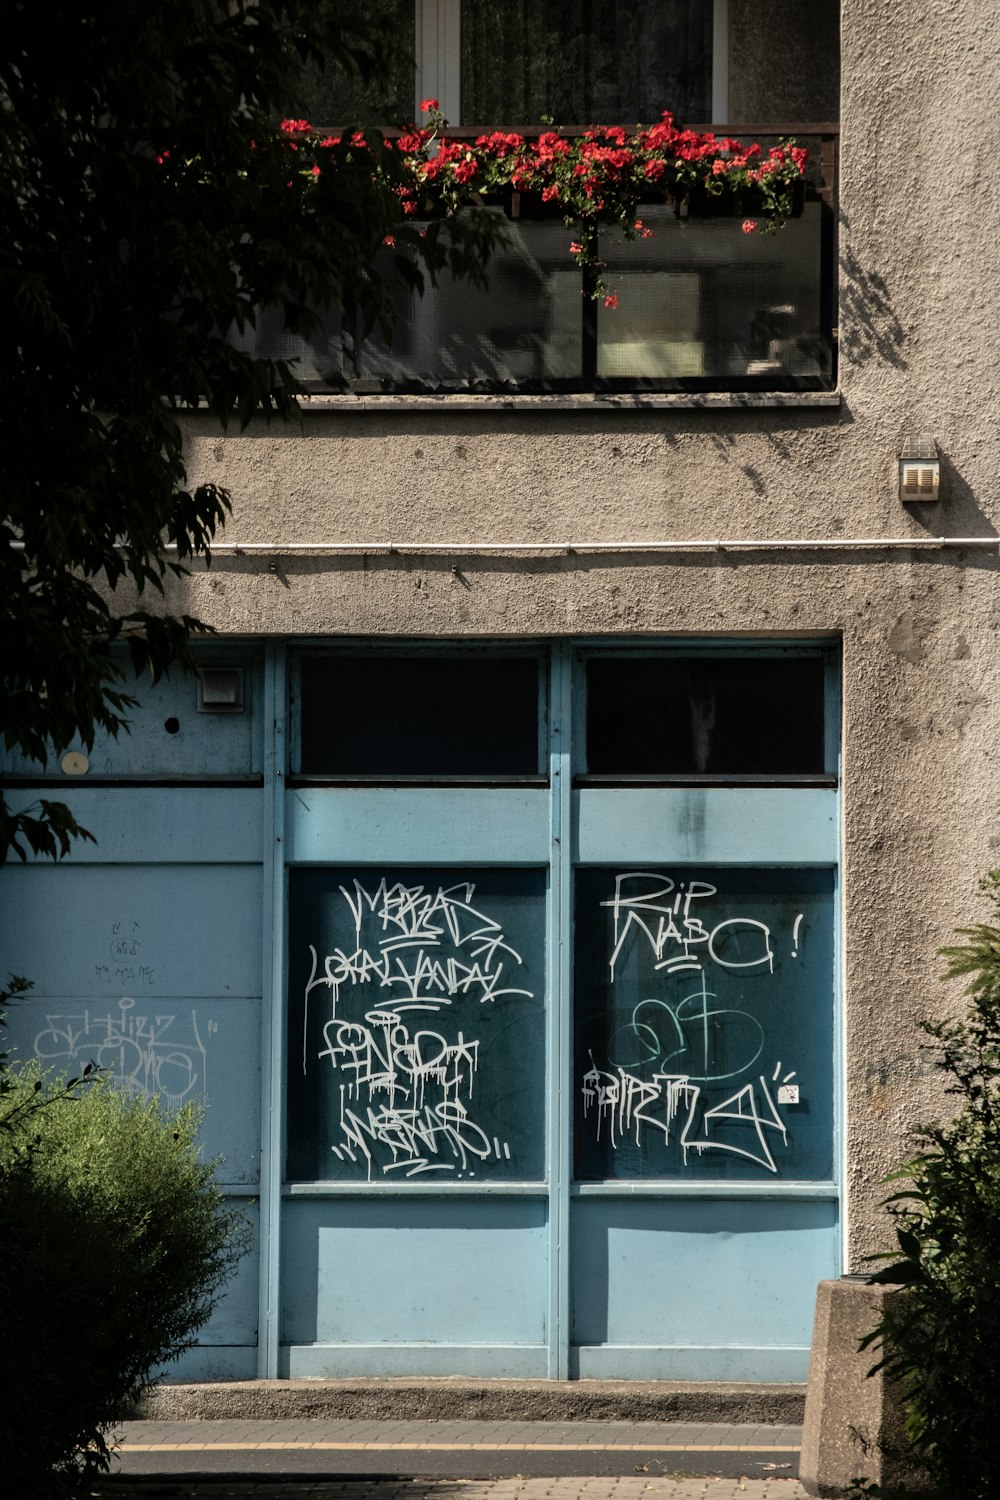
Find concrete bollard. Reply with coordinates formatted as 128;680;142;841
799;1277;932;1497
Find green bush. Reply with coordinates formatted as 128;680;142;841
0;1064;249;1495
864;871;1000;1500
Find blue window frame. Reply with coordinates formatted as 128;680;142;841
277;639;840;1381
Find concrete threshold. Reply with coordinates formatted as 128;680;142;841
138;1378;806;1426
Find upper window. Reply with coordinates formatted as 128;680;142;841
255;2;840;395
581;647;834;781
298;1;840;129
300;0;718;127
296;0;416;127
459;1;713;125
293;651;545;780
290;645;834;784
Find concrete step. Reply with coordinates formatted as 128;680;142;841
139;1378;806;1426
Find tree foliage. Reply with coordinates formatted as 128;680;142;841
863;870;1000;1500
1;0;498;862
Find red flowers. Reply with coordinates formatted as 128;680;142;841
270;107;808;303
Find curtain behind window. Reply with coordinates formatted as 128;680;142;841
461;0;713;126
294;0;415;127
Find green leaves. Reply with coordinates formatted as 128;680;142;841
861;871;1000;1499
1;2;497;863
1;1066;250;1492
0;795;98;864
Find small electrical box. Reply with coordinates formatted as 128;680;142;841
197;666;245;713
778;1084;800;1105
899;435;940;503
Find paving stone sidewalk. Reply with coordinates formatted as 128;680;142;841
86;1420;808;1498
90;1480;809;1499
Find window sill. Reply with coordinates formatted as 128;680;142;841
295;391;842;415
284;1181;549;1196
572;1180;838;1199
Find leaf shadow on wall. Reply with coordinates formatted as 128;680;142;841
838;216;908;372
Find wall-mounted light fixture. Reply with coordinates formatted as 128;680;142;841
899;435;940;503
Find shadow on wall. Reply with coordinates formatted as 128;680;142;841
902;449;999;539
838;215;908;372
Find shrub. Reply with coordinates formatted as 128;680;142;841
863;870;1000;1500
0;1064;249;1495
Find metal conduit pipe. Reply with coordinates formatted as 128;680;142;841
9;537;1000;555
158;536;1000;555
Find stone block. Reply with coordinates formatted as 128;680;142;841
800;1277;932;1497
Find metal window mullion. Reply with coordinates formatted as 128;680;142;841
257;642;288;1378
582;259;597;389
546;642;573;1378
415;0;462;122
712;0;730;123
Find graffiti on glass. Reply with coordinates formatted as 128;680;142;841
301;878;536;1179
580;873;805;1174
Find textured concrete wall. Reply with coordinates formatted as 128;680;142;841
164;0;1000;1267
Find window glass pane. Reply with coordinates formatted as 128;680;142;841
585;656;826;776
294;0;415;126
597;203;832;385
298;656;542;776
355;222;582;387
228;303;345;385
461;0;712;125
287;867;547;1181
574;867;835;1181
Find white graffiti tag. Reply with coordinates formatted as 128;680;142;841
302;879;534;1178
33;997;212;1106
583;872;806;1175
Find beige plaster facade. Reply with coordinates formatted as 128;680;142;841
161;0;1000;1273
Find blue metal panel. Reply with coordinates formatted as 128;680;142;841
575;788;838;864
0;788;262;863
573;1344;813;1382
0;864;263;997
3;992;260;1183
280;1197;547;1348
284;1343;549;1379
0;861;263;1182
570;1196;838;1363
0;649;262;780
189;1196;260;1345
167;1347;260;1382
286;788;550;864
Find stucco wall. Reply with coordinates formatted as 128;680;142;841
162;0;1000;1266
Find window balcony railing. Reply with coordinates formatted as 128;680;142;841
238;123;838;396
